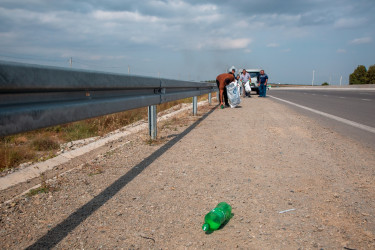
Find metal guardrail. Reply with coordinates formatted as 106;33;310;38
0;61;217;137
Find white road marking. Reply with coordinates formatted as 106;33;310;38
269;95;375;135
323;95;328;97
339;96;345;99
361;99;371;101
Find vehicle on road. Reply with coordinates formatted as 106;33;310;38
245;69;262;95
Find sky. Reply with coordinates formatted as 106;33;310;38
0;0;374;85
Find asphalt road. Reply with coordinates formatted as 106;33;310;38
268;88;375;149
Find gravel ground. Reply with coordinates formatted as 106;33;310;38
1;97;374;249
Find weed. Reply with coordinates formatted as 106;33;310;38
145;138;155;146
87;165;104;176
104;150;115;158
61;122;98;141
27;174;56;196
31;137;60;151
0;143;35;172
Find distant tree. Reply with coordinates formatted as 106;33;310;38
349;65;367;85
366;64;375;85
321;82;329;86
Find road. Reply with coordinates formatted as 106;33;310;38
268;88;375;149
2;99;374;249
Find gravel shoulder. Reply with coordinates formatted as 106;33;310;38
1;97;374;249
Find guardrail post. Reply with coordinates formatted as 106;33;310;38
193;96;197;116
208;93;212;105
148;105;157;139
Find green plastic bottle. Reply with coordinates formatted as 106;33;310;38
202;202;232;232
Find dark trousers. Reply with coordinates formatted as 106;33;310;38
216;81;230;105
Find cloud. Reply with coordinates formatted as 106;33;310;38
267;43;279;48
0;0;374;82
215;38;252;50
349;37;372;45
195;38;252;50
334;17;366;28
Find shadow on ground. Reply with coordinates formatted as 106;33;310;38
26;105;217;249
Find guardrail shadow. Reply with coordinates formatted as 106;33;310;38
26;105;218;249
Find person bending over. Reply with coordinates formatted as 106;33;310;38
216;73;235;109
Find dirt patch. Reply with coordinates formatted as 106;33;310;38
1;99;374;249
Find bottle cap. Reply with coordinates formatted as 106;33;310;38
202;223;210;231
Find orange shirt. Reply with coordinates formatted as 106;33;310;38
216;73;235;90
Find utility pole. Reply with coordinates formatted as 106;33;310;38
128;65;130;74
340;75;342;86
312;70;315;86
69;57;72;67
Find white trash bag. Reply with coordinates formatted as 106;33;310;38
244;80;251;93
226;81;241;108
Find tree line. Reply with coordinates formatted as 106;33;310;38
349;65;375;85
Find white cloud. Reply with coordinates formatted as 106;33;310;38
349;37;372;45
93;10;161;23
334;17;366;29
267;43;279;48
215;38;252;50
195;38;252;50
282;48;291;52
336;49;346;53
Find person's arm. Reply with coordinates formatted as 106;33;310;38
265;75;268;85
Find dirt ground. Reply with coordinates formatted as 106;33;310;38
1;97;374;249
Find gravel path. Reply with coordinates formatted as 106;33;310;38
1;97;374;249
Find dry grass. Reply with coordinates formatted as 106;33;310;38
0;94;215;172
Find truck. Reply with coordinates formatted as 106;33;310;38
245;69;262;95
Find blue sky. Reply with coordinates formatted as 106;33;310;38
0;0;374;85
